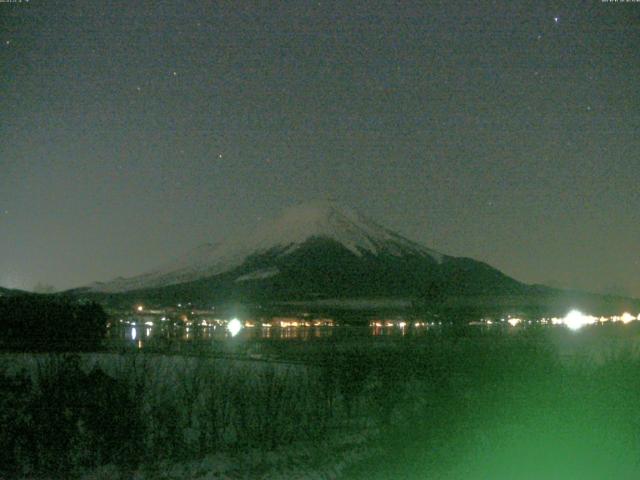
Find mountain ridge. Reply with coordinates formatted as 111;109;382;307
70;201;640;316
89;201;446;293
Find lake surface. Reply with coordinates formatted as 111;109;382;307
105;309;640;351
106;321;434;348
103;318;640;365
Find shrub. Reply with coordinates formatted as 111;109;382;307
0;295;108;351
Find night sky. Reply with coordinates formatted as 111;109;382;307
1;1;639;297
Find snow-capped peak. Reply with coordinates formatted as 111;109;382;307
88;201;443;293
247;200;443;259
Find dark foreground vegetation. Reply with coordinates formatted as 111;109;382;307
0;295;107;351
344;330;640;479
0;352;355;478
1;327;640;478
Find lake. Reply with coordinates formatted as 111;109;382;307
104;316;640;366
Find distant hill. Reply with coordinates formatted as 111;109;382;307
0;286;28;297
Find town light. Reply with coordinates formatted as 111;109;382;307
564;310;590;331
621;312;635;324
228;318;242;337
508;318;522;327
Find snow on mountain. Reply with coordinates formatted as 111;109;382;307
89;201;444;293
234;267;280;283
250;201;444;260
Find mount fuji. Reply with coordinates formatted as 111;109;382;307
83;201;530;308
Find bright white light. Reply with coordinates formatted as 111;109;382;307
228;318;242;337
136;305;143;312
564;310;589;331
508;318;522;327
131;327;137;340
621;312;635;324
398;321;406;328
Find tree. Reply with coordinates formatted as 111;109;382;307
0;295;108;351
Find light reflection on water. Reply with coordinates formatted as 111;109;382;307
113;324;341;342
106;313;640;353
107;321;436;349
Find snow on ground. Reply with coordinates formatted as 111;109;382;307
81;431;380;480
0;352;305;383
1;352;380;480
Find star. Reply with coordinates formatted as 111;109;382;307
172;71;177;76
218;153;223;159
554;17;559;23
136;86;141;92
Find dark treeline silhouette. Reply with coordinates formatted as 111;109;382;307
0;295;108;351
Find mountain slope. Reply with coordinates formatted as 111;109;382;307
89;201;447;293
0;286;28;297
83;201;531;307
